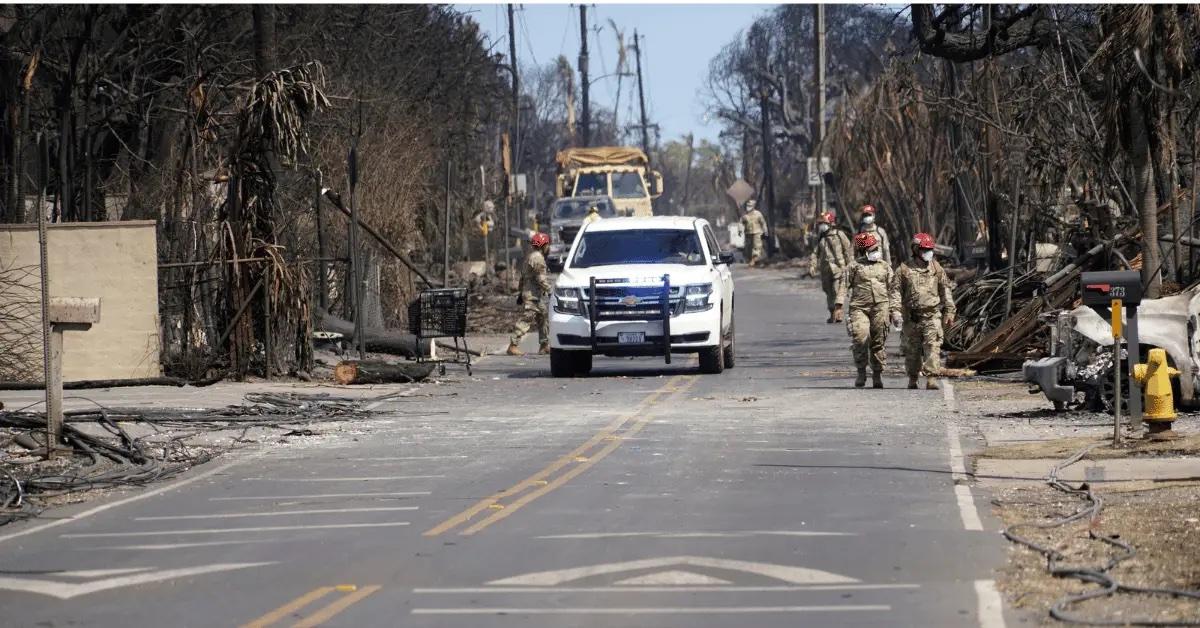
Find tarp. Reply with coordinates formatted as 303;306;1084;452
556;146;649;170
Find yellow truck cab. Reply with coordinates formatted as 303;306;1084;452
555;147;663;217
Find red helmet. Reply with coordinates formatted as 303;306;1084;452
530;232;550;248
911;232;935;249
860;204;877;216
817;211;836;224
854;232;879;250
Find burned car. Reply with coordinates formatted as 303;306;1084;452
1023;286;1199;412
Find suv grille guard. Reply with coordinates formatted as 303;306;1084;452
588;274;673;365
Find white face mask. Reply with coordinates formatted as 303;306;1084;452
817;224;830;234
862;215;876;225
866;250;883;263
921;250;934;262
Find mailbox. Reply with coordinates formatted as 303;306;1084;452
1080;271;1143;307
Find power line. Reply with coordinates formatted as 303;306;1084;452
517;6;540;68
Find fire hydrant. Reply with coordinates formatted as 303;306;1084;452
1131;348;1180;439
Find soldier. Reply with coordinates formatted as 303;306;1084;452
837;232;900;388
506;232;553;356
857;204;891;266
809;211;851;324
893;233;957;390
740;199;768;266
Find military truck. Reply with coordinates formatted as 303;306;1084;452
555;146;663;217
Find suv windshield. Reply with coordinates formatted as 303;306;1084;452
611;172;646;199
553;199;616;220
571;228;705;268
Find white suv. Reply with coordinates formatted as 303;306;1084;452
547;216;735;377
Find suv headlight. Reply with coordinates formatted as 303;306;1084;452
684;283;713;312
553;287;583;315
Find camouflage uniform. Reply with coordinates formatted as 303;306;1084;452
741;208;768;264
894;259;956;383
809;228;851;312
859;223;891;266
509;248;552;348
837;257;900;374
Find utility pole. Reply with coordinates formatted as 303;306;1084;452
508;4;520;174
812;4;826;222
579;5;590;147
680;133;695;212
347;144;365;361
443;155;451;287
634;29;650;156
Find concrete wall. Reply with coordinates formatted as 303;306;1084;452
0;221;161;381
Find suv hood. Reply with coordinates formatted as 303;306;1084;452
557;264;711;288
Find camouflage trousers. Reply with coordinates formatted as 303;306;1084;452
847;305;890;371
820;269;840;311
510;298;549;347
902;312;944;378
745;234;764;263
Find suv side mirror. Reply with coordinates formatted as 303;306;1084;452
718;251;735;265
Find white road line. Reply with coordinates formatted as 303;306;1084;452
489;556;856;586
86;540;279;551
947;424;984;531
209;491;430;501
60;521;410;538
53;568;153;578
241;475;444;482
413;584;920;593
536;530;852;540
974;579;1007;628
134;506;418;521
0;562;272;600
0;450;265;546
412;605;891;615
943;380;957;411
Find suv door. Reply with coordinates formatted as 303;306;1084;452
702;224;734;330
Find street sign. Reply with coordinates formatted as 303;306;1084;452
807;157;831;186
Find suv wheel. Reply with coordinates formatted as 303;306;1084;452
723;317;736;368
550;349;576;377
574;352;593;375
698;341;725;375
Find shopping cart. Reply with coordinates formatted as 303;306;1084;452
408;288;471;375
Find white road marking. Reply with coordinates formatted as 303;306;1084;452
488;556;857;586
746;447;838;453
60;521;410;538
241;475;443;482
86;540;278;551
53;568;153;578
209;491;430;501
0;562;271;599
614;570;732;585
943;380;957;411
134;506;418;521
947;424;984;531
0;450;265;546
414;584;920;594
974;579;1007;628
536;530;850;540
412;605;890;615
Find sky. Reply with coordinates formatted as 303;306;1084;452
458;3;772;146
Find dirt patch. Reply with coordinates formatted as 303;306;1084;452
981;434;1200;461
994;481;1200;624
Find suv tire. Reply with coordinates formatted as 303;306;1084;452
723;317;736;368
550;349;576;378
699;341;725;374
574;352;593;375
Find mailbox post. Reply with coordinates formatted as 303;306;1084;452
44;297;101;458
1080;271;1143;431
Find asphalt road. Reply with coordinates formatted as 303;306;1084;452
0;268;1008;627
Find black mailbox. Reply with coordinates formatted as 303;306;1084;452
1080;270;1143;306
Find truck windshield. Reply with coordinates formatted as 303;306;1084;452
571;229;705;268
574;172;607;197
611;172;646;199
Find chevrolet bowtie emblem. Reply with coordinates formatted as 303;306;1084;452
620;295;639;307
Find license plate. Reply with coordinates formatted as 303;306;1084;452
618;332;645;344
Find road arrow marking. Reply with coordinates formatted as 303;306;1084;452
0;562;272;599
614;570;731;586
487;556;857;586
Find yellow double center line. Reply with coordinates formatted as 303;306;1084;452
241;584;381;628
425;374;696;537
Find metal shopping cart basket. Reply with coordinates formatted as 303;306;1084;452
408;288;471;375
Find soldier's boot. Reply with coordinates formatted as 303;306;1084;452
872;370;884;389
826;310;835;324
538;342;551;355
854;368;867;388
506;343;524;356
907;375;919;390
926;377;941;390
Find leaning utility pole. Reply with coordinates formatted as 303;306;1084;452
579;5;590;147
634;29;650;156
812;4;827;221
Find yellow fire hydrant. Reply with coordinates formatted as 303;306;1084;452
1132;348;1180;439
